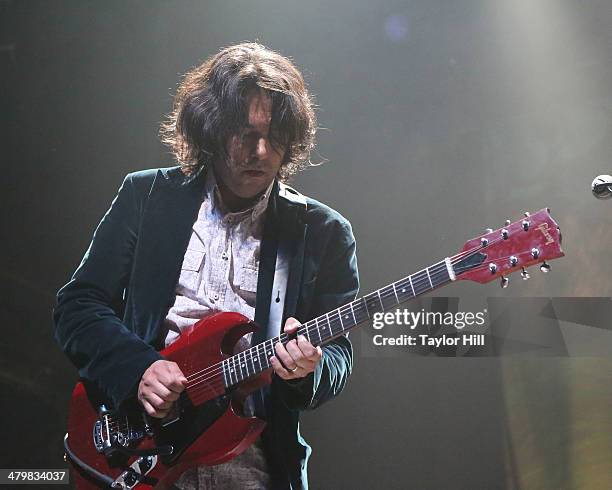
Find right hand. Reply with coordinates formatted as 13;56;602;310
137;360;187;418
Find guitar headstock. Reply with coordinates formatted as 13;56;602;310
452;208;564;286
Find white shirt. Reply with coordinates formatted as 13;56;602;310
163;170;273;347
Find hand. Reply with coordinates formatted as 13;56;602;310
137;360;187;418
271;317;322;380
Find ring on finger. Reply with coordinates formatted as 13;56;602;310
288;365;299;373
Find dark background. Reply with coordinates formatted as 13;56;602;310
2;1;612;488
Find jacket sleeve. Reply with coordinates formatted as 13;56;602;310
275;216;359;411
53;173;163;408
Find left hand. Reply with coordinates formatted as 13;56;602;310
271;317;322;380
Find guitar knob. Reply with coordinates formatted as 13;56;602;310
509;256;518;266
522;220;530;231
501;276;509;288
505;219;511;226
481;237;489;247
521;267;530;280
524;211;530;217
489;263;497;274
540;262;551;273
531;248;540;259
501;229;509;239
486;228;493;233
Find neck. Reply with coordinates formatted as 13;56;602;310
216;180;261;212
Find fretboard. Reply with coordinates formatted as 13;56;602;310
221;259;453;388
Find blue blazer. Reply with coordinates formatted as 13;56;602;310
54;167;359;489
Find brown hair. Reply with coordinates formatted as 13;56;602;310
160;42;317;181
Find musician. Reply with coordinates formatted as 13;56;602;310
53;43;359;489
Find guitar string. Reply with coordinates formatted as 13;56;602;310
183;244;495;395
107;256;447;429
106;230;540;427
184;260;459;398
183;264;452;399
184;260;450;389
184;233;534;399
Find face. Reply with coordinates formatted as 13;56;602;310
213;90;285;209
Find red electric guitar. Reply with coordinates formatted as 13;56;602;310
64;209;564;489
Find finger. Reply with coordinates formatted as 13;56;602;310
296;335;318;359
283;317;301;334
140;399;158;417
148;380;179;402
150;407;171;419
285;339;305;365
146;392;174;411
158;364;188;393
270;355;295;380
275;341;298;371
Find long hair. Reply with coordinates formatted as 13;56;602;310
160;43;317;181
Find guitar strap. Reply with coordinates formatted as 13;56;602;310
250;181;307;419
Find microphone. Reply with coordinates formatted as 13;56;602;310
591;175;612;199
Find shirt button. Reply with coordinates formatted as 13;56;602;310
221;252;228;260
211;293;219;301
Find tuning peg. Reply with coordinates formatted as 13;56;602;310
486;228;493;234
500;276;509;288
505;219;511;226
481;237;489;247
524;211;530;217
531;248;540;259
522;219;530;231
521;267;530;280
501;229;509;239
540;262;551;273
489;263;497;274
509;255;518;266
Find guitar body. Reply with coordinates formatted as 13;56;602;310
65;312;271;490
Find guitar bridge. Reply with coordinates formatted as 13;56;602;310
93;405;144;456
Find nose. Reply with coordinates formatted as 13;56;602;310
254;137;269;159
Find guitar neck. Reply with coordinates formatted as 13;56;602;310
220;258;454;388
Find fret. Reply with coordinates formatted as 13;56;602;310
379;285;397;310
261;341;270;370
376;290;384;311
264;339;275;369
348;302;357;325
353;297;369;324
251;344;260;375
229;355;237;386
248;346;256;375
240;350;249;378
317;316;326;342
222;360;229;388
328;310;342;336
392;283;399;303
408;275;415;297
431;262;451;287
426;267;433;288
411;270;430;296
324;313;333;338
337;307;345;330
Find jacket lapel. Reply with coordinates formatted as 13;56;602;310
131;168;206;341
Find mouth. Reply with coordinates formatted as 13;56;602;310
242;169;266;177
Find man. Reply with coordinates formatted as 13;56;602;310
54;43;359;489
